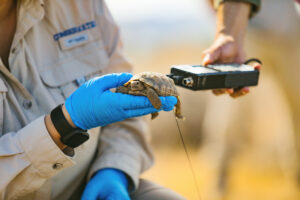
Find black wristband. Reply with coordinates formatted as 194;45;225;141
50;104;89;148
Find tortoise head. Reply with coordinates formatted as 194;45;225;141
130;80;145;91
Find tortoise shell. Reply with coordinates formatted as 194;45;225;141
125;72;179;96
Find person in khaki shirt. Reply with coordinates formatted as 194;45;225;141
0;0;185;199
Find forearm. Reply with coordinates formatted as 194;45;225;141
214;0;261;16
45;104;76;150
216;1;251;43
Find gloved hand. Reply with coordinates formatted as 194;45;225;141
65;73;177;130
81;168;130;200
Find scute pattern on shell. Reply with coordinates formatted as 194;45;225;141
119;71;183;120
129;72;179;96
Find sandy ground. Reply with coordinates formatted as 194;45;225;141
142;148;300;200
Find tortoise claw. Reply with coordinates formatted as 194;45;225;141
151;112;159;120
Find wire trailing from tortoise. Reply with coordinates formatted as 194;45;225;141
174;117;202;200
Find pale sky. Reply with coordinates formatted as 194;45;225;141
105;0;216;46
106;0;214;24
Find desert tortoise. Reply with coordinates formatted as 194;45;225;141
116;72;183;119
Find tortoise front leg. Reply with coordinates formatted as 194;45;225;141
146;88;161;109
128;90;147;96
116;86;130;94
151;112;159;120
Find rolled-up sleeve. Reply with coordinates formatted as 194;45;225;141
0;116;74;199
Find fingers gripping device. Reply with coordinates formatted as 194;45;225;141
168;59;261;90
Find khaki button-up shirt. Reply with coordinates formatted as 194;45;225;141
0;0;153;199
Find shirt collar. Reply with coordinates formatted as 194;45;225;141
11;0;45;50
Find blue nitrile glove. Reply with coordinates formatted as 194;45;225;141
81;168;130;200
65;73;177;130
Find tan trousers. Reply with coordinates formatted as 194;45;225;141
131;179;186;200
70;179;185;200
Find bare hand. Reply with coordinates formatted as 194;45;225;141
201;1;258;98
201;33;249;98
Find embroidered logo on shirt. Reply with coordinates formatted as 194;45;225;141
53;21;96;41
64;33;88;48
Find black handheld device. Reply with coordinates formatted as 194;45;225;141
167;59;260;91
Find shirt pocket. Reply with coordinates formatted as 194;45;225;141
0;79;7;134
39;29;109;99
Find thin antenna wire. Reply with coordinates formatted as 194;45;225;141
175;117;202;200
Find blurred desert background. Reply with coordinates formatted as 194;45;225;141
107;0;300;199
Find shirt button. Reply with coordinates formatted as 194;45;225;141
22;100;32;109
53;163;63;170
11;48;16;54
